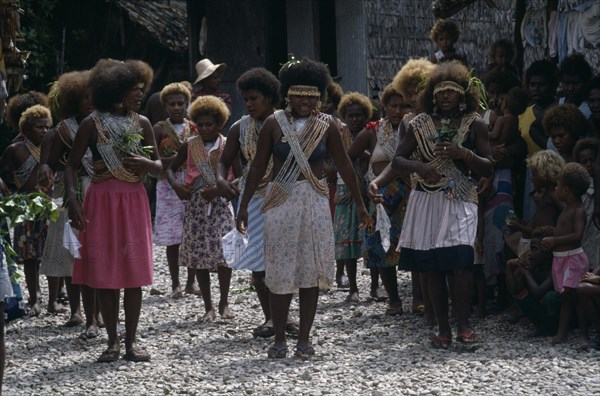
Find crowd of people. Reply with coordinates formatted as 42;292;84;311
0;19;598;376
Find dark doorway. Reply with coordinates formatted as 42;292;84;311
319;0;337;77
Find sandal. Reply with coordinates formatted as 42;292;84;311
252;323;275;338
267;345;287;359
294;345;315;358
385;305;404;316
286;322;300;338
124;346;151;362
412;304;425;316
431;334;452;349
456;331;478;344
96;349;120;363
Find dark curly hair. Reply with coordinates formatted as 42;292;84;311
560;162;590;197
430;19;460;43
6;91;49;130
278;58;330;100
236;67;280;106
524;59;558;87
573;137;599;164
325;80;344;108
489;39;515;64
482;69;520;93
420;61;479;114
380;84;402;107
89;59;153;112
504;87;529;116
49;70;91;120
586;75;600;100
559;53;593;83
542;104;587;141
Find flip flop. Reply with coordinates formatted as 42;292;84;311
79;326;99;340
456;331;478;344
252;323;275;338
385;305;404;316
294;345;315;358
267;345;287;359
124;346;151;362
96;349;120;363
431;334;452;349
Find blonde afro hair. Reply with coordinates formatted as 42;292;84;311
338;92;372;121
380;84;402;106
19;104;52;135
392;58;436;97
160;82;192;105
188;95;230;129
526;150;565;183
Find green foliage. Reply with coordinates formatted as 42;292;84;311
113;129;154;159
0;192;60;224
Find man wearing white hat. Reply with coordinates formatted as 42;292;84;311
192;58;231;110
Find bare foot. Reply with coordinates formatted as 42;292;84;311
185;284;202;296
199;309;216;323
65;313;84;327
551;334;567;345
96;313;105;328
169;286;183;299
28;301;42;317
219;305;235;320
48;302;68;314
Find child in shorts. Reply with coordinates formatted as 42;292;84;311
541;162;591;343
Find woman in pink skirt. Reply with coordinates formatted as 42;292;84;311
65;59;162;363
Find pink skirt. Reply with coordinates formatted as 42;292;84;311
72;179;153;289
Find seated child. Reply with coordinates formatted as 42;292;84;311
573;138;600;270
543;103;587;162
486;39;520;84
541;163;591;344
577;268;600;348
429;19;468;65
508;150;564;243
489;87;529;147
506;226;559;336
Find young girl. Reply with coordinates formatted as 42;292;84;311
167;95;235;323
429;19;467;65
486;39;520;83
0;105;52;316
153;82;198;299
336;92;372;302
543;103;587;163
541;163;591;344
573;138;600;270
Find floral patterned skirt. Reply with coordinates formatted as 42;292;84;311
179;190;234;270
264;181;334;294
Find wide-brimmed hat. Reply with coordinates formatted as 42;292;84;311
194;59;227;85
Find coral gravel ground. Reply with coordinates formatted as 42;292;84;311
4;244;599;395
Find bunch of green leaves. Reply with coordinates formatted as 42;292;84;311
429;122;459;142
161;146;177;157
0;193;60;224
113;128;153;159
0;192;60;282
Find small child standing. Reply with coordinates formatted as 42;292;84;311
429;19;468;65
541;162;591;344
166;95;235;323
